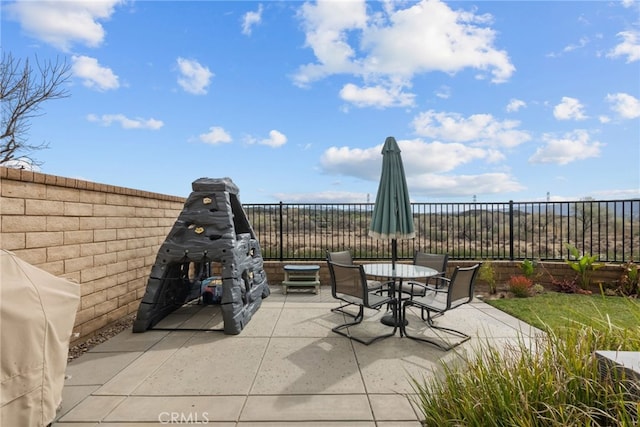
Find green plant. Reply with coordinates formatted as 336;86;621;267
531;283;545;294
520;259;535;278
507;274;533;297
565;243;604;290
619;258;640;296
410;300;640;425
478;261;497;294
538;261;590;294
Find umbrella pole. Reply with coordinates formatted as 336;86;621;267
381;238;407;327
392;238;397;270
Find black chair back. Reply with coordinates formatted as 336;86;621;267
446;264;481;309
327;250;354;265
413;252;448;273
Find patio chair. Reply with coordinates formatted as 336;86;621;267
326;250;389;316
402;263;481;350
327;260;398;345
400;252;449;296
326;249;354;265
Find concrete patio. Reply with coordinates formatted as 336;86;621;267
54;286;542;426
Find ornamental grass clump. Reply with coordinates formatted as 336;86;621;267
410;299;640;426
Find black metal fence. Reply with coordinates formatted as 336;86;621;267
244;199;640;263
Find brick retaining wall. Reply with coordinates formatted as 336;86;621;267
264;260;625;296
1;167;627;343
0;167;185;343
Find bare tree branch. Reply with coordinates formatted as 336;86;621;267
0;52;71;166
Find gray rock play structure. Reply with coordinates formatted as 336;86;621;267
133;177;270;334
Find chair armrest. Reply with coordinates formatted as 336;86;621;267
403;273;449;296
366;279;394;288
425;272;449;289
422;284;448;293
423;275;451;291
402;281;429;297
370;280;395;296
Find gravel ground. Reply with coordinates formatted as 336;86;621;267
67;313;136;362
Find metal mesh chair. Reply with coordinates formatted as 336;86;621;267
326;250;354;265
327;260;397;345
402;264;481;350
327;250;389;316
400;252;449;296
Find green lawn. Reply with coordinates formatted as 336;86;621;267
485;291;640;338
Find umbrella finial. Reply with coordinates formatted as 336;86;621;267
382;136;400;154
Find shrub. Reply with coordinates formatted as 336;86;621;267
539;261;592;295
531;283;545;295
508;274;533;297
553;277;592;294
619;259;639;297
565;243;604;290
410;300;640;426
520;259;535;278
479;261;497;294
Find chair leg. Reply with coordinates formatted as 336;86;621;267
402;303;470;351
332;303;397;345
331;302;358;317
421;307;444;321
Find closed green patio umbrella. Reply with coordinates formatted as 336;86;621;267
368;136;415;269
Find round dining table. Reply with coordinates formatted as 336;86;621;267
362;263;438;335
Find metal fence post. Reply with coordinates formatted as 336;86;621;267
279;201;284;261
509;200;514;261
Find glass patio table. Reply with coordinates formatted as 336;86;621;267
363;263;438;335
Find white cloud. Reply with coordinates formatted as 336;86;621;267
319;137;524;198
320;145;381;181
606;92;640;119
400;139;488;172
435;85;451;99
260;130;287;147
72;55;119;91
242;4;263;36
199;127;232;145
411;110;531;148
591;188;640;199
408;172;524;197
506;98;526;113
6;0;123;51
294;0;514;108
363;0;515;83
320;138;487;182
553;97;587;121
246;130;288;148
563;36;589;53
87;113;164;130
607;30;640;63
176;57;213;95
529;130;603;165
273;191;369;203
294;0;367;87
339;82;414;108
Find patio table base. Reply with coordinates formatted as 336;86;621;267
381;312;408;327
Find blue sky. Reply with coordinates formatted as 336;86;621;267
2;0;639;203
